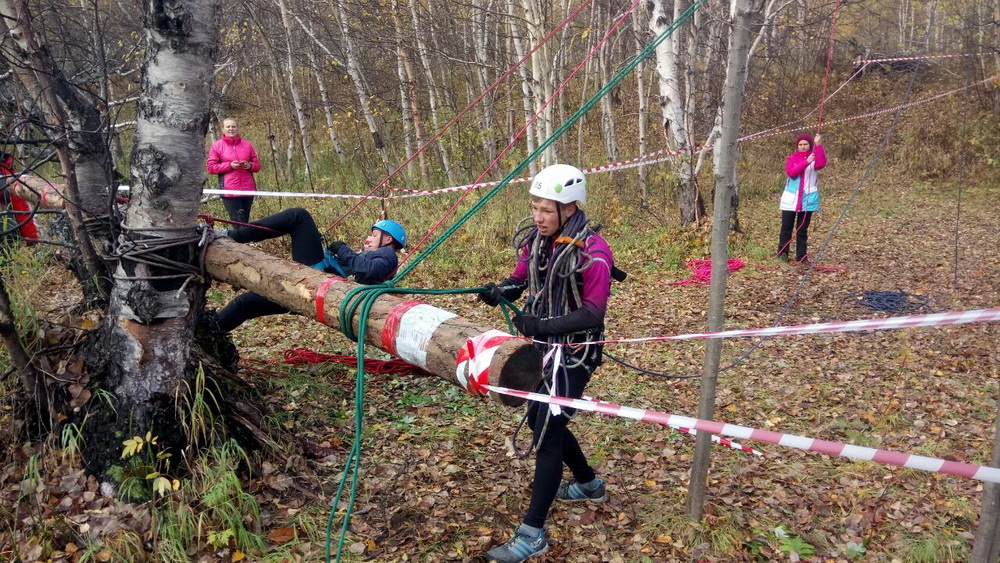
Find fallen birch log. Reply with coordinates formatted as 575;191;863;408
204;238;541;406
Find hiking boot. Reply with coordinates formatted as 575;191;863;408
556;478;608;503
486;525;549;562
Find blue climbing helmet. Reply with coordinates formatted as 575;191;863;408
372;219;406;248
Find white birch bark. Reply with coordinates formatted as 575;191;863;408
409;0;455;184
472;0;498;166
333;0;393;171
648;0;703;224
507;0;539;175
392;0;417;177
306;46;346;163
631;5;651;208
277;0;315;188
99;0;220;447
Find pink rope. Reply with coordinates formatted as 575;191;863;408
662;258;745;286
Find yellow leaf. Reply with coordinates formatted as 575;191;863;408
153;476;171;496
232;551;246;561
145;472;160;480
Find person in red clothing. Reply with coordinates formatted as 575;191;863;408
206;118;261;223
0;151;40;244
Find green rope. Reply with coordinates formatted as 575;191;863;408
324;2;705;559
392;0;706;283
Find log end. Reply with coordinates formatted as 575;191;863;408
495;343;542;407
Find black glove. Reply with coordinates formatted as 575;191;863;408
328;240;348;254
513;314;546;337
478;282;504;307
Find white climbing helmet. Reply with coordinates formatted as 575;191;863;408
528;164;586;206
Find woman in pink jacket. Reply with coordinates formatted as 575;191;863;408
206;118;260;222
777;133;826;263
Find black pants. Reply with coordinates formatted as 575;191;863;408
523;360;598;529
778;210;813;261
216;208;323;331
222;196;255;223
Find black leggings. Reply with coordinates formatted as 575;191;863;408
222;196;255;223
778;210;813;261
522;361;598;529
216;208;324;331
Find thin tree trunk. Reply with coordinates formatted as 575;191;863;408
0;274;49;426
632;6;650;209
306;46;346;164
409;0;455;184
971;379;1000;562
277;0;315;189
391;0;417;178
0;0;110;297
395;0;429;184
508;0;538;175
333;0;393;172
597;5;619;165
688;0;754;522
472;0;498;168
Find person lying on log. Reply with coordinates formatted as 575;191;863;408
211;207;406;332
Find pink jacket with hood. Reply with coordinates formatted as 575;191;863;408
206;135;260;195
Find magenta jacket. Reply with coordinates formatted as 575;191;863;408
780;144;826;212
206;135;260;196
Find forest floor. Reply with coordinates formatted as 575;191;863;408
1;160;999;562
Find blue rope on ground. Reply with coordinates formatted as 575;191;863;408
841;290;930;314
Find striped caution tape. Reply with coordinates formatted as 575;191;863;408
582;395;762;456
484;385;1000;483
858;51;995;64
581;308;1000;347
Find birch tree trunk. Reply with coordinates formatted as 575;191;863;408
472;0;499;168
521;0;555;163
648;0;704;225
971;383;1000;562
306;46;346;164
277;0;315;189
597;4;620;165
333;0;393;171
508;0;539;175
81;0;221;475
409;0;455;184
397;0;429;183
391;0;418;179
0;0;111;297
688;0;755;521
631;6;651;208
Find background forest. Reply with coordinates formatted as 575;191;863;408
1;0;999;561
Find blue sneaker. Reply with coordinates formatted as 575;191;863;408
556;478;608;503
486;525;549;562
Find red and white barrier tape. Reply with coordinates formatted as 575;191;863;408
859;51;995;64
484;385;1000;483
583;308;1000;347
583;395;762;456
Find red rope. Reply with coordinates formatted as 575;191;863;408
322;0;597;235
661;258;745;286
198;213;283;234
242;347;429;376
401;0;643;266
816;0;843;134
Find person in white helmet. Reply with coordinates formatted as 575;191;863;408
478;164;618;562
